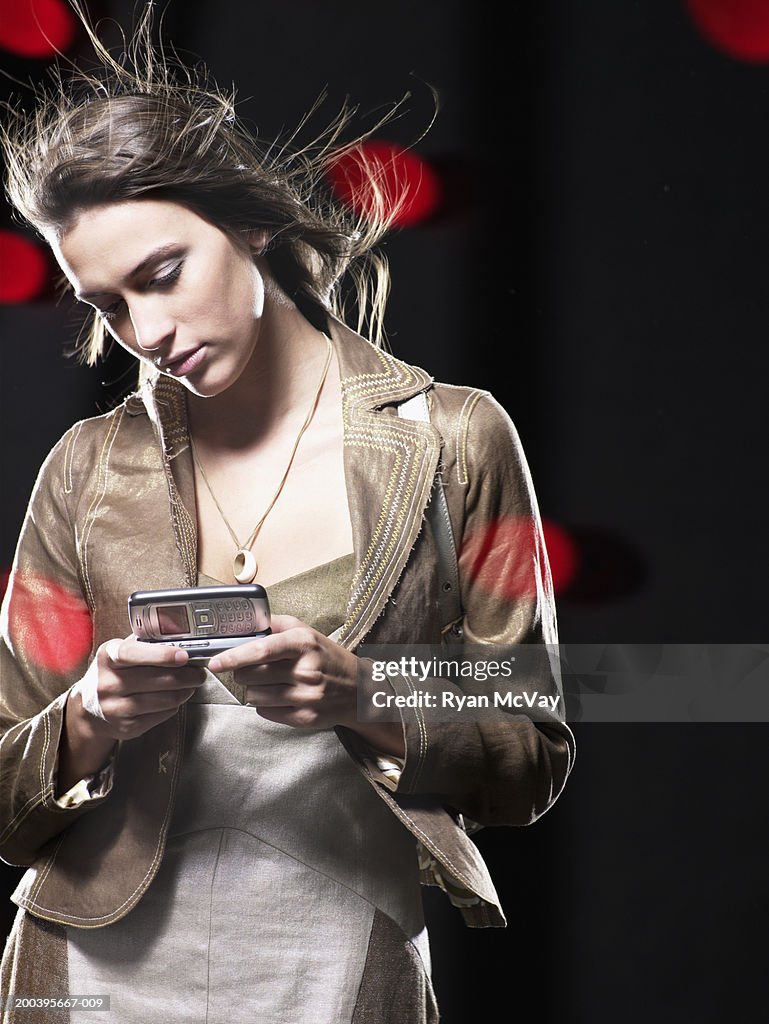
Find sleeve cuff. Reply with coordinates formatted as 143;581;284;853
53;752;116;809
417;841;483;908
360;751;405;792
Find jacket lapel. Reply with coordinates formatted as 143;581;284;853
328;319;442;649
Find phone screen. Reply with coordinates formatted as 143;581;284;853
156;604;191;636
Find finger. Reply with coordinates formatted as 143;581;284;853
209;625;319;673
207;636;272;674
268;614;306;633
102;686;199;720
105;636;191;669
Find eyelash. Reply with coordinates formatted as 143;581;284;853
98;261;185;320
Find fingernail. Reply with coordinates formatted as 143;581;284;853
173;648;189;664
208;657;221;672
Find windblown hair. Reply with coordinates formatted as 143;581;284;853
2;2;419;364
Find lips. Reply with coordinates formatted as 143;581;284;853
158;345;206;377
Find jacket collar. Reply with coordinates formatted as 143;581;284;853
327;315;434;410
128;316;443;647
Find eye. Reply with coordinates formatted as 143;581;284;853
87;259;185;322
149;261;184;289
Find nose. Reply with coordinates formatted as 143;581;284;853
128;298;175;353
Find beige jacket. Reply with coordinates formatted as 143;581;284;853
0;318;575;932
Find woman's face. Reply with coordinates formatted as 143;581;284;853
50;198;266;397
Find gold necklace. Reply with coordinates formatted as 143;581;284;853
190;331;333;584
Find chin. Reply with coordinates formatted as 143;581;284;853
181;381;223;399
178;371;235;400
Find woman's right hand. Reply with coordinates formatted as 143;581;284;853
58;636;206;794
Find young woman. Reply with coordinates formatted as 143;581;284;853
0;6;575;1022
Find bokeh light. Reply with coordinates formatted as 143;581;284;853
683;0;769;62
541;518;580;594
326;140;443;228
460;517;647;605
0;231;50;303
459;515;540;602
0;0;77;59
6;572;93;674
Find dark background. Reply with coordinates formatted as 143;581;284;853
2;2;769;1020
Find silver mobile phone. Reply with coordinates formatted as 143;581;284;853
128;584;271;662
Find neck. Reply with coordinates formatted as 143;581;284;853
186;287;332;453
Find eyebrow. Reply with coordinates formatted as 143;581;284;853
76;243;181;301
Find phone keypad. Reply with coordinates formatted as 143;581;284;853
191;598;259;637
193;608;216;633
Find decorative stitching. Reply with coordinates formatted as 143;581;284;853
397;674;428;791
340;422;436;648
62;421;82;495
342;351;417;405
39;710;49;811
165;466;197;585
0;790;47;842
456;390;485;487
340;350;433;412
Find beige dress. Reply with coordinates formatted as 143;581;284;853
64;556;438;1023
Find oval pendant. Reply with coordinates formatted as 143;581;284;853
233;548;258;584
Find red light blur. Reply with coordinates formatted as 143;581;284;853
326;141;443;228
460;515;580;601
541;518;580;594
0;231;50;303
684;0;769;62
6;572;93;675
460;515;540;602
0;0;77;59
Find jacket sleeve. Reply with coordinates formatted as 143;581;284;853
392;390;576;826
0;428;112;867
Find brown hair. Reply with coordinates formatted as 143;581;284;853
2;2;421;364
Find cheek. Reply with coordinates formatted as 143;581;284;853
102;313;151;364
221;257;265;322
180;257;261;333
